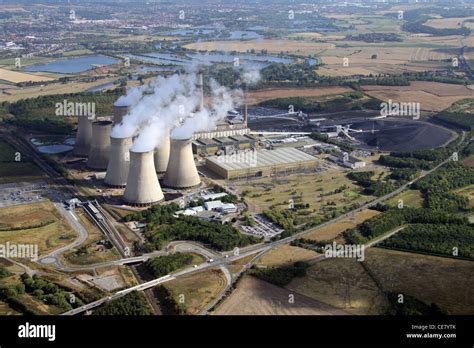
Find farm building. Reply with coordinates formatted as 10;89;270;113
205;147;318;180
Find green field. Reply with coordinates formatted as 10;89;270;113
386;189;424;209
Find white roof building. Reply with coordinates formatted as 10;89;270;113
201;192;228;201
205;200;223;211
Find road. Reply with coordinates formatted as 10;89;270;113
37;203;89;268
63;146;461;316
1;127;131;258
3;124;464;315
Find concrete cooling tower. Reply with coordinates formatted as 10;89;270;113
87;120;112;170
163;138;201;189
123;150;164;206
104;136;133;187
154;133;170;173
73;116;92;157
113;104;131;125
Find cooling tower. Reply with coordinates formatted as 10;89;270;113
113;104;130;125
163;138;201;189
154;133;170;173
123;150;164;206
104;136;133;187
87;120;112;170
73;116;92;157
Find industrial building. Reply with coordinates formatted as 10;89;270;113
328;151;366;169
191;105;250;141
192;135;256;155
206;147;319;180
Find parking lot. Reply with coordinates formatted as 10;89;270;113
0;182;47;208
240;214;284;239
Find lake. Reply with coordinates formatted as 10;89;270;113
24;55;119;74
126;51;295;68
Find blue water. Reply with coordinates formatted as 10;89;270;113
25;55;118;73
127;51;294;68
37;145;73;154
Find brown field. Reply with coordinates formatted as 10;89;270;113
164;269;227;315
362;81;474;112
0;77;119;103
318;46;450;77
0;68;54;83
287;32;324;38
214;275;348;315
246;86;352;105
0;201;77;256
463;155;474;168
288;257;390;315
0;201;60;230
289;248;474;315
184;39;335;56
258;244;320;267
363;248;474;315
425;17;474;29
304;209;381;242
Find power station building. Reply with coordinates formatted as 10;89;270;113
205;147;319;180
192;134;256;155
191;106;250;141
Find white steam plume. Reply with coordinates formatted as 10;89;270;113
112;71;242;153
114;84;147;107
171;79;241;140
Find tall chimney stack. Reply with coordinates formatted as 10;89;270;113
104;136;132;187
73;116;92;157
124;150;164;206
154;132;170;173
197;73;204;111
87;120;112;170
163;138;201;189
